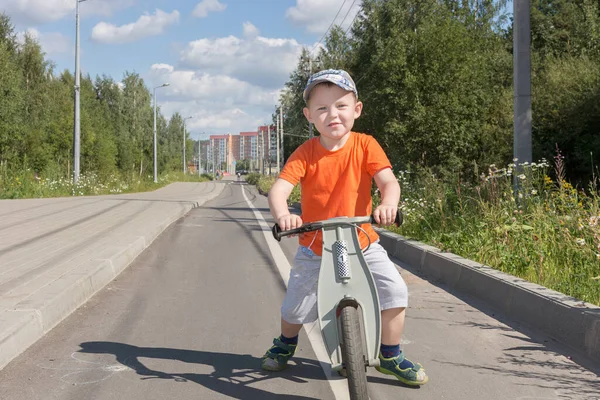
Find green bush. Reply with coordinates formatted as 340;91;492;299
246;166;600;305
246;173;261;186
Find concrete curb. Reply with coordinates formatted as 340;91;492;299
282;199;600;362
0;185;224;370
376;229;600;363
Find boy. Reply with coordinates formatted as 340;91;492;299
262;69;428;386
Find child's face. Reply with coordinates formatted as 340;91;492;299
303;84;362;143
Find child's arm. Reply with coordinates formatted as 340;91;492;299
268;178;303;231
373;168;401;225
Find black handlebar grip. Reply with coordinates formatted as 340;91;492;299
396;210;403;226
370;210;404;226
272;223;282;242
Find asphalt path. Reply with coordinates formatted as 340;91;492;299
1;181;598;400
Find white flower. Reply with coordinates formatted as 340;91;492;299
589;216;600;227
576;238;586;246
531;189;538;195
519;174;526;180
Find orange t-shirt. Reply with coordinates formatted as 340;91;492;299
278;132;392;256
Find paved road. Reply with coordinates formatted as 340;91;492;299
0;180;599;399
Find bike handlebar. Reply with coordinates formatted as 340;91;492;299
271;211;403;242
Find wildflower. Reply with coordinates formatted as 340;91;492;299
518;174;526;180
589;216;600;227
531;189;537;195
576;238;586;246
513;158;518;162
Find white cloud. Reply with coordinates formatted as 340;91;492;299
192;0;226;18
179;33;302;89
286;0;362;34
161;101;264;134
144;23;306;136
2;0;134;25
91;9;180;44
17;28;72;55
242;22;259;38
149;63;279;106
147;63;280;135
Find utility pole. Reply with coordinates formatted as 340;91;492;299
276;113;280;173
73;0;89;185
308;57;314;138
268;124;272;175
183;116;193;174
280;106;284;166
513;0;532;179
153;83;169;183
260;129;264;175
301;52;319;139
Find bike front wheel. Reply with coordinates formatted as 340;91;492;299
340;305;369;400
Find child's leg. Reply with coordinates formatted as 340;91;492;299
282;319;303;338
381;307;405;345
262;247;320;371
365;242;428;385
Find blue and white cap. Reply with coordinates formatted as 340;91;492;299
303;69;358;102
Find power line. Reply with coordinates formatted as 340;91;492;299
310;0;349;55
344;0;362;37
339;0;359;35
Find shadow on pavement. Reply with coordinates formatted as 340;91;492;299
78;341;325;400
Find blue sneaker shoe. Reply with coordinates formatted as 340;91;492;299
261;337;297;371
375;352;429;386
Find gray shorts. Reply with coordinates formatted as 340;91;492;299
281;242;408;324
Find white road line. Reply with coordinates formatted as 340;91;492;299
241;185;351;400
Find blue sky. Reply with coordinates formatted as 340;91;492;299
2;0;363;139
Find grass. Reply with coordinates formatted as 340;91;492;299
0;169;213;199
247;157;600;306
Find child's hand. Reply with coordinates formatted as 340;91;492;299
277;214;303;232
373;204;397;226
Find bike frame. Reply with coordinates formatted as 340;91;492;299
316;216;381;371
272;215;392;372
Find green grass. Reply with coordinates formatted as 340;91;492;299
0;169;213;199
248;162;600;306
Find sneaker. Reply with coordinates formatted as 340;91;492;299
375;352;429;386
261;337;297;371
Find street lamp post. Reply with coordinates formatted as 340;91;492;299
73;0;89;185
153;83;169;183
513;0;532;192
183;116;193;174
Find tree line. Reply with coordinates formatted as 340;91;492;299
276;0;600;184
0;14;194;181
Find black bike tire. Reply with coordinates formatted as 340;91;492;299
340;306;369;400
